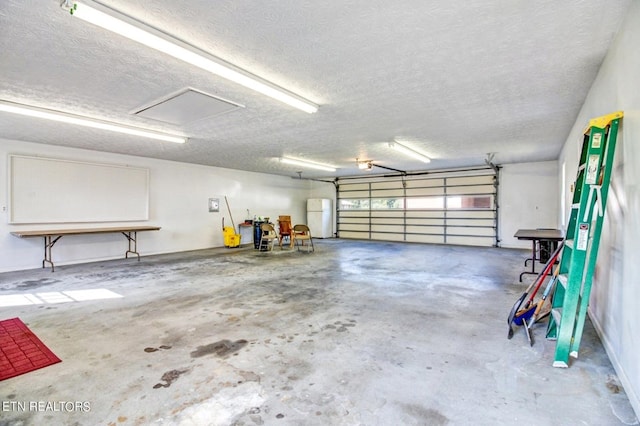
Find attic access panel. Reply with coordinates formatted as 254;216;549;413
132;88;243;125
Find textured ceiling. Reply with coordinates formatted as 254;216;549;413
0;0;630;178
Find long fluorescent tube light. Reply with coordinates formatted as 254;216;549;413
388;140;431;163
0;100;186;143
63;1;319;114
280;157;336;172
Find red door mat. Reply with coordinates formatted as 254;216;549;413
0;317;62;381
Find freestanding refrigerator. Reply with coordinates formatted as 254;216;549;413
307;198;332;238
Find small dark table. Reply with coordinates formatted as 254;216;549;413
514;229;564;282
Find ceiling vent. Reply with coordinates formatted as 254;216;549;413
132;88;243;125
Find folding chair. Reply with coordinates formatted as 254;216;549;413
258;223;277;251
278;215;293;249
293;224;314;252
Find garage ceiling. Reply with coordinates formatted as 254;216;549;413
0;0;630;178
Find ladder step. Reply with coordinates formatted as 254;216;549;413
551;308;562;326
565;239;574;249
557;274;568;289
572;203;580;209
578;163;586;172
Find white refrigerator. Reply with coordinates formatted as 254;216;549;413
307;198;333;238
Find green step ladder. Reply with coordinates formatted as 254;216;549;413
546;111;623;368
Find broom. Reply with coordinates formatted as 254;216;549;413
508;241;563;339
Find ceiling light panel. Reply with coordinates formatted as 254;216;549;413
389;140;431;163
279;157;337;172
0;100;186;143
63;1;319;114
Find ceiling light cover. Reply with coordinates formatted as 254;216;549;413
0;100;186;143
389;141;431;163
64;1;319;114
280;157;336;172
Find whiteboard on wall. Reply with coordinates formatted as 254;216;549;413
9;155;149;224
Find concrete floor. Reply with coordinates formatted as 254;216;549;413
0;239;637;426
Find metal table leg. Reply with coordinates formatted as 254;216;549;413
123;231;141;260
42;235;62;272
519;239;539;282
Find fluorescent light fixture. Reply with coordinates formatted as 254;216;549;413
280;157;336;172
388;140;431;163
63;1;319;114
0;100;186;143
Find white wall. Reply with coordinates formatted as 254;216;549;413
558;2;640;416
0;138;334;272
499;161;559;248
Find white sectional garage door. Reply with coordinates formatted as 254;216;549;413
337;168;498;247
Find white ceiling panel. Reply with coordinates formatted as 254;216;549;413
133;89;243;125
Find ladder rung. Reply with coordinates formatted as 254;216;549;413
551;308;562;326
571;203;580;209
578;163;586;171
565;239;574;249
557;274;568;289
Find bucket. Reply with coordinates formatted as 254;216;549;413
223;227;241;248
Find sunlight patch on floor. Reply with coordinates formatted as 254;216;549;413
0;288;123;306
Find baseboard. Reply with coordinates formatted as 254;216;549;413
588;308;640;420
